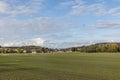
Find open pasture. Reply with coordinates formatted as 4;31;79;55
0;53;120;80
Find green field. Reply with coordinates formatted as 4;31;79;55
0;53;120;80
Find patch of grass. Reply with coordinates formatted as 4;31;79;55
0;53;120;80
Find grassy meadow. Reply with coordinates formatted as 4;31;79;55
0;53;120;80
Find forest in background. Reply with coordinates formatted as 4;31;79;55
0;46;54;53
70;43;120;53
0;42;120;53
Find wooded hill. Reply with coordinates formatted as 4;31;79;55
71;42;120;52
1;42;120;53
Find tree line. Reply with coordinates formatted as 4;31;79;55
71;43;120;53
0;46;54;54
1;42;120;53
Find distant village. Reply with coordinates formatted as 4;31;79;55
0;46;75;54
0;46;53;54
0;42;119;54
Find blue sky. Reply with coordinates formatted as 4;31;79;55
0;0;120;48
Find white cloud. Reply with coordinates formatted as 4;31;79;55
70;3;106;16
60;0;85;7
104;33;120;38
91;20;120;29
3;38;45;47
56;41;96;48
0;0;44;15
0;17;70;35
0;17;75;47
60;1;74;7
32;38;45;46
60;0;120;16
0;1;9;14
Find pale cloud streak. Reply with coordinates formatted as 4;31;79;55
60;0;120;16
3;38;45;47
0;0;44;16
0;17;70;35
90;20;120;29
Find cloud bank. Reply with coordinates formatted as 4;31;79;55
0;0;43;15
3;38;45;47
